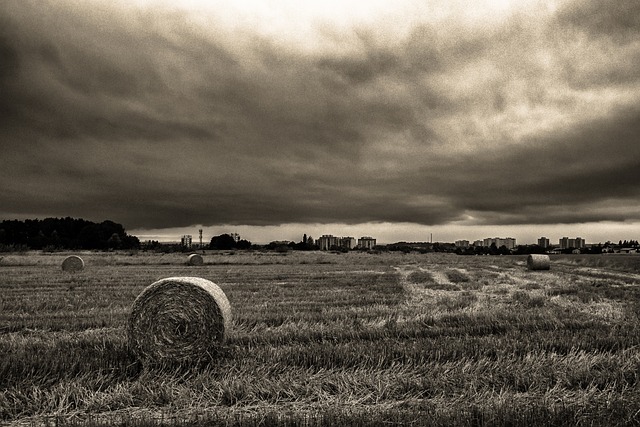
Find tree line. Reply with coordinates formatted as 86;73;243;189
0;217;140;251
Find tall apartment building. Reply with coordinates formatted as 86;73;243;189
341;237;356;250
538;237;550;248
317;235;376;250
316;235;340;250
560;237;585;249
482;237;516;249
181;235;192;248
357;236;377;250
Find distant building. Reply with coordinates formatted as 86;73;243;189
503;238;516;249
559;237;569;249
316;235;365;250
181;235;192;248
455;240;470;248
482;237;516;249
341;237;356;250
317;235;340;250
538;237;550;248
560;237;585;249
473;240;483;247
357;236;377;250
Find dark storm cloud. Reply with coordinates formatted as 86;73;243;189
429;106;640;224
0;4;232;142
1;0;639;230
556;0;640;41
551;0;640;90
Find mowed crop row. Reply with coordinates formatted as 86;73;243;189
1;252;640;426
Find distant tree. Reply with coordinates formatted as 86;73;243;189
209;234;237;250
275;244;289;253
293;233;316;251
108;233;122;249
78;224;101;249
498;245;510;255
141;240;161;250
236;239;252;250
455;246;471;255
589;244;603;254
122;234;140;249
0;217;138;250
511;244;546;255
50;230;61;248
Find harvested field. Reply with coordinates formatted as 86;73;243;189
1;251;639;426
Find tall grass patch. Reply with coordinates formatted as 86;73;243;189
445;269;470;283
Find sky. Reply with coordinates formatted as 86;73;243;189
1;0;640;244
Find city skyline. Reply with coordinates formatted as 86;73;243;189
132;222;637;246
2;1;639;244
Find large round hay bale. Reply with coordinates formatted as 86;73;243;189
527;254;550;270
61;255;84;272
188;253;204;266
128;277;231;363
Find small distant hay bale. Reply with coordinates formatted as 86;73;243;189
61;255;84;272
128;277;231;363
188;253;204;266
527;254;550;271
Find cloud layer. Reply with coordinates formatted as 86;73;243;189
1;0;639;230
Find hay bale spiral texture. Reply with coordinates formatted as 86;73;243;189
128;277;231;363
188;253;204;266
62;255;84;272
527;254;550;270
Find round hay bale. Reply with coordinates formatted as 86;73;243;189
61;255;84;272
188;253;204;266
527;254;550;270
128;277;231;363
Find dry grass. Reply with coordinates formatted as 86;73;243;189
1;251;639;426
